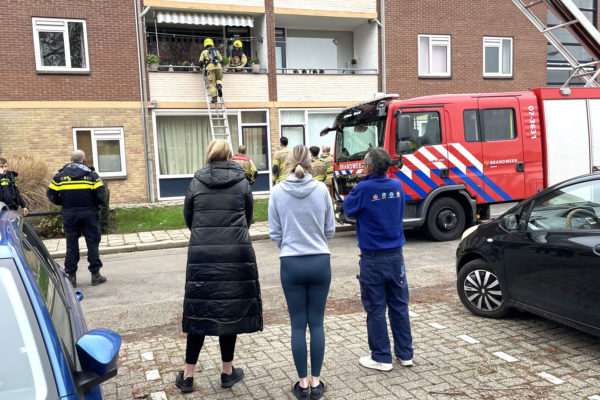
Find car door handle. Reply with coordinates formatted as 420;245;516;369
516;162;525;172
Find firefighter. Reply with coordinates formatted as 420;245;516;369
0;157;28;216
229;40;247;73
232;145;258;184
320;144;334;199
47;150;107;288
272;136;290;185
309;146;327;182
199;38;223;103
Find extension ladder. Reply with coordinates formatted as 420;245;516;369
203;71;232;146
512;0;600;87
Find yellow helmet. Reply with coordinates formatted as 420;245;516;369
203;38;214;48
233;40;243;48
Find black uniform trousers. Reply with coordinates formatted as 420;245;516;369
63;208;103;274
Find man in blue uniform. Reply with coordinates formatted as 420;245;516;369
343;148;413;371
47;150;107;288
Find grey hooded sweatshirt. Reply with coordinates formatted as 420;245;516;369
268;173;335;257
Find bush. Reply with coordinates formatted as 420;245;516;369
100;183;110;234
37;215;63;238
4;153;54;213
146;54;160;64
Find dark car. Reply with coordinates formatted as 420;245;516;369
0;205;121;399
456;173;600;336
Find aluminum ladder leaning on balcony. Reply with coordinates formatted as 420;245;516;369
203;73;232;147
512;0;600;87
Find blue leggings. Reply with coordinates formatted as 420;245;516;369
280;254;331;378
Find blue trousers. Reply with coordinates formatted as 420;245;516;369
281;254;331;378
358;250;413;363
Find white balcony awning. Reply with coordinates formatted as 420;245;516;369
156;11;254;27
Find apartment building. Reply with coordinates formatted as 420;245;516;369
2;0;597;202
0;0;147;204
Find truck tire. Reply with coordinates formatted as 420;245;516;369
424;197;465;241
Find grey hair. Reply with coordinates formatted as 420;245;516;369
286;145;312;178
364;147;391;175
71;149;85;163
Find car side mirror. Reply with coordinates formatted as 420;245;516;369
502;214;519;231
74;329;122;392
396;141;411;155
395;114;411;141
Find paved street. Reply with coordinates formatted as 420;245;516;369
72;230;600;400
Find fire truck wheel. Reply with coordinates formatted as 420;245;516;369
425;197;465;241
457;259;510;318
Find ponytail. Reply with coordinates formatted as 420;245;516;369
287;145;312;178
294;163;305;178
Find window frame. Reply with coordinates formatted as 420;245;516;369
32;17;90;74
72;127;127;178
463;108;517;142
483;36;513;78
418;34;451;77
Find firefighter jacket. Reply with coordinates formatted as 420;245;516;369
272;147;291;184
310;156;328;182
47;163;106;211
199;47;223;71
230;48;247;68
232;154;258;184
320;152;334;186
0;171;27;210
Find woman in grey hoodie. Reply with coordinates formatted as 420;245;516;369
268;145;335;400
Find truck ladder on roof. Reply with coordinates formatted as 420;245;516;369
203;72;232;147
512;0;600;87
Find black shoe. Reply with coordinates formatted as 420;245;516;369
292;382;309;400
221;366;244;388
217;83;223;98
310;381;325;400
67;273;76;288
175;371;194;393
211;96;218;103
91;272;107;286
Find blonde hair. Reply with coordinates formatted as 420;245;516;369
206;139;232;164
286;145;312;178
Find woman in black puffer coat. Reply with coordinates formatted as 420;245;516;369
175;139;262;394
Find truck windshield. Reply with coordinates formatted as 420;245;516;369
336;117;386;162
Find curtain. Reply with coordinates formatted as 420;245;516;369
502;39;511;74
282;126;304;148
307;113;336;149
419;37;429;74
229;115;239;152
157;116;211;175
243;126;267;169
280;110;304;124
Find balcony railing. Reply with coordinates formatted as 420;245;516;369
276;68;377;75
148;64;267;74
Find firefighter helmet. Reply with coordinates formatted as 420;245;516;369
233;39;243;48
203;38;214;48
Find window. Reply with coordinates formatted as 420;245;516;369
483;37;512;77
32;18;89;73
73;128;127;178
463;109;516;142
418;35;451;77
279;110;337;150
396;111;443;155
527;179;600;231
241;111;269;170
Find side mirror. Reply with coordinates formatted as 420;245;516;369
74;329;122;392
395;141;411;155
74;289;84;302
502;214;519;231
395;114;411;141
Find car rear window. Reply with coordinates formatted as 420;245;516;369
0;260;57;399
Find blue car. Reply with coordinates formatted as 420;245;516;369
0;205;121;399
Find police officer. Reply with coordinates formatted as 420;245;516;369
47;150;107;288
272;136;290;185
320;145;334;200
199;38;224;103
309;146;328;182
0;157;29;215
232;145;258;184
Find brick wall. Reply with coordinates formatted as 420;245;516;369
384;1;547;99
0;108;147;204
1;0;141;101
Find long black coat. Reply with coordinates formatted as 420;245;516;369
182;160;263;335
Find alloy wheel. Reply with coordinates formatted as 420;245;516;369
463;269;503;312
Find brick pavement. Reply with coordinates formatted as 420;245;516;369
102;299;600;400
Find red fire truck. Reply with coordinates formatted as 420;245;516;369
321;88;600;241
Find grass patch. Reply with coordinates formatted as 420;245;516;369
112;199;268;234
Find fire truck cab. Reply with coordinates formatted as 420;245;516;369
325;88;600;241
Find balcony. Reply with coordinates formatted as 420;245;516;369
274;0;376;16
276;74;377;103
143;0;265;13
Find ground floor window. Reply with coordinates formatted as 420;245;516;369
279;109;339;151
73;127;126;178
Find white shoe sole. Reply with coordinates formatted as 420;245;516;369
359;357;393;371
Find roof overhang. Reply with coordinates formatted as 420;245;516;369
156;11;254;27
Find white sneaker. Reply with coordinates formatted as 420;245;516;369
397;358;413;367
359;356;393;371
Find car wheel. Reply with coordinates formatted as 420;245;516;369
457;259;510;318
425;197;465;241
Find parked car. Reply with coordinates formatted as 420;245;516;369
0;205;121;399
456;173;600;336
